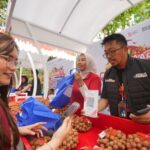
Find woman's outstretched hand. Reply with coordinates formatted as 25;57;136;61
18;122;48;137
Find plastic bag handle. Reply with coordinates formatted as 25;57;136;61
70;68;80;74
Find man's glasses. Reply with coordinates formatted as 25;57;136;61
0;55;21;67
103;47;123;59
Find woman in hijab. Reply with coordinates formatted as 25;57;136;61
71;53;101;112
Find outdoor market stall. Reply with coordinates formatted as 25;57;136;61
5;1;150;149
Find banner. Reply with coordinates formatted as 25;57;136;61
121;19;150;59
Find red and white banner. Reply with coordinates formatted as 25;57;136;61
121;19;150;59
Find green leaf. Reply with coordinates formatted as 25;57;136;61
100;0;150;38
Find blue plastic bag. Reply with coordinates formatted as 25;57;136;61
16;97;62;131
50;73;74;108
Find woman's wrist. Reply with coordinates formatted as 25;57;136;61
78;81;84;87
46;138;59;150
18;126;24;135
45;143;54;150
36;142;54;150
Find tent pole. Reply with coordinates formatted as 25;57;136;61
25;22;42;55
14;72;18;89
27;52;37;97
15;67;23;89
43;62;49;99
59;0;81;34
6;0;16;32
126;0;134;6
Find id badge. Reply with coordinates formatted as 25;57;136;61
118;100;127;118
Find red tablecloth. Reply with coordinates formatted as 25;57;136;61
21;113;150;150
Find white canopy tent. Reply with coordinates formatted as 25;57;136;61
10;0;143;53
7;0;143;97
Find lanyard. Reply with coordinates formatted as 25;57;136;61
119;83;125;101
118;83;128;118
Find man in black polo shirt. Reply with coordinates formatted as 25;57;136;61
99;33;150;124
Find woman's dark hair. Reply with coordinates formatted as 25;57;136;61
22;75;28;83
102;33;127;46
0;32;19;149
48;88;54;95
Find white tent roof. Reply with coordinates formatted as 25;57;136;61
11;0;142;53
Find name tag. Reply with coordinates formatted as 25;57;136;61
134;72;148;79
105;78;115;83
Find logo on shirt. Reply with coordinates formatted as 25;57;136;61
134;72;148;79
105;78;115;83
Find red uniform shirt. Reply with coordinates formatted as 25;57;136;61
71;72;101;112
0;106;12;150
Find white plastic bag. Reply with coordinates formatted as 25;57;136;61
83;90;99;118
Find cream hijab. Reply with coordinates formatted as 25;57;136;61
76;53;97;79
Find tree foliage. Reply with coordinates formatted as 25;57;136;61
0;0;8;27
99;0;150;38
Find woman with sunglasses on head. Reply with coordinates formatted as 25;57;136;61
71;53;101;113
0;32;72;150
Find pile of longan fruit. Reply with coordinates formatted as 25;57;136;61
59;129;79;150
29;136;51;150
97;127;150;150
9;101;22;123
72;115;92;132
126;132;150;150
97;127;126;150
59;115;92;149
37;98;49;106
